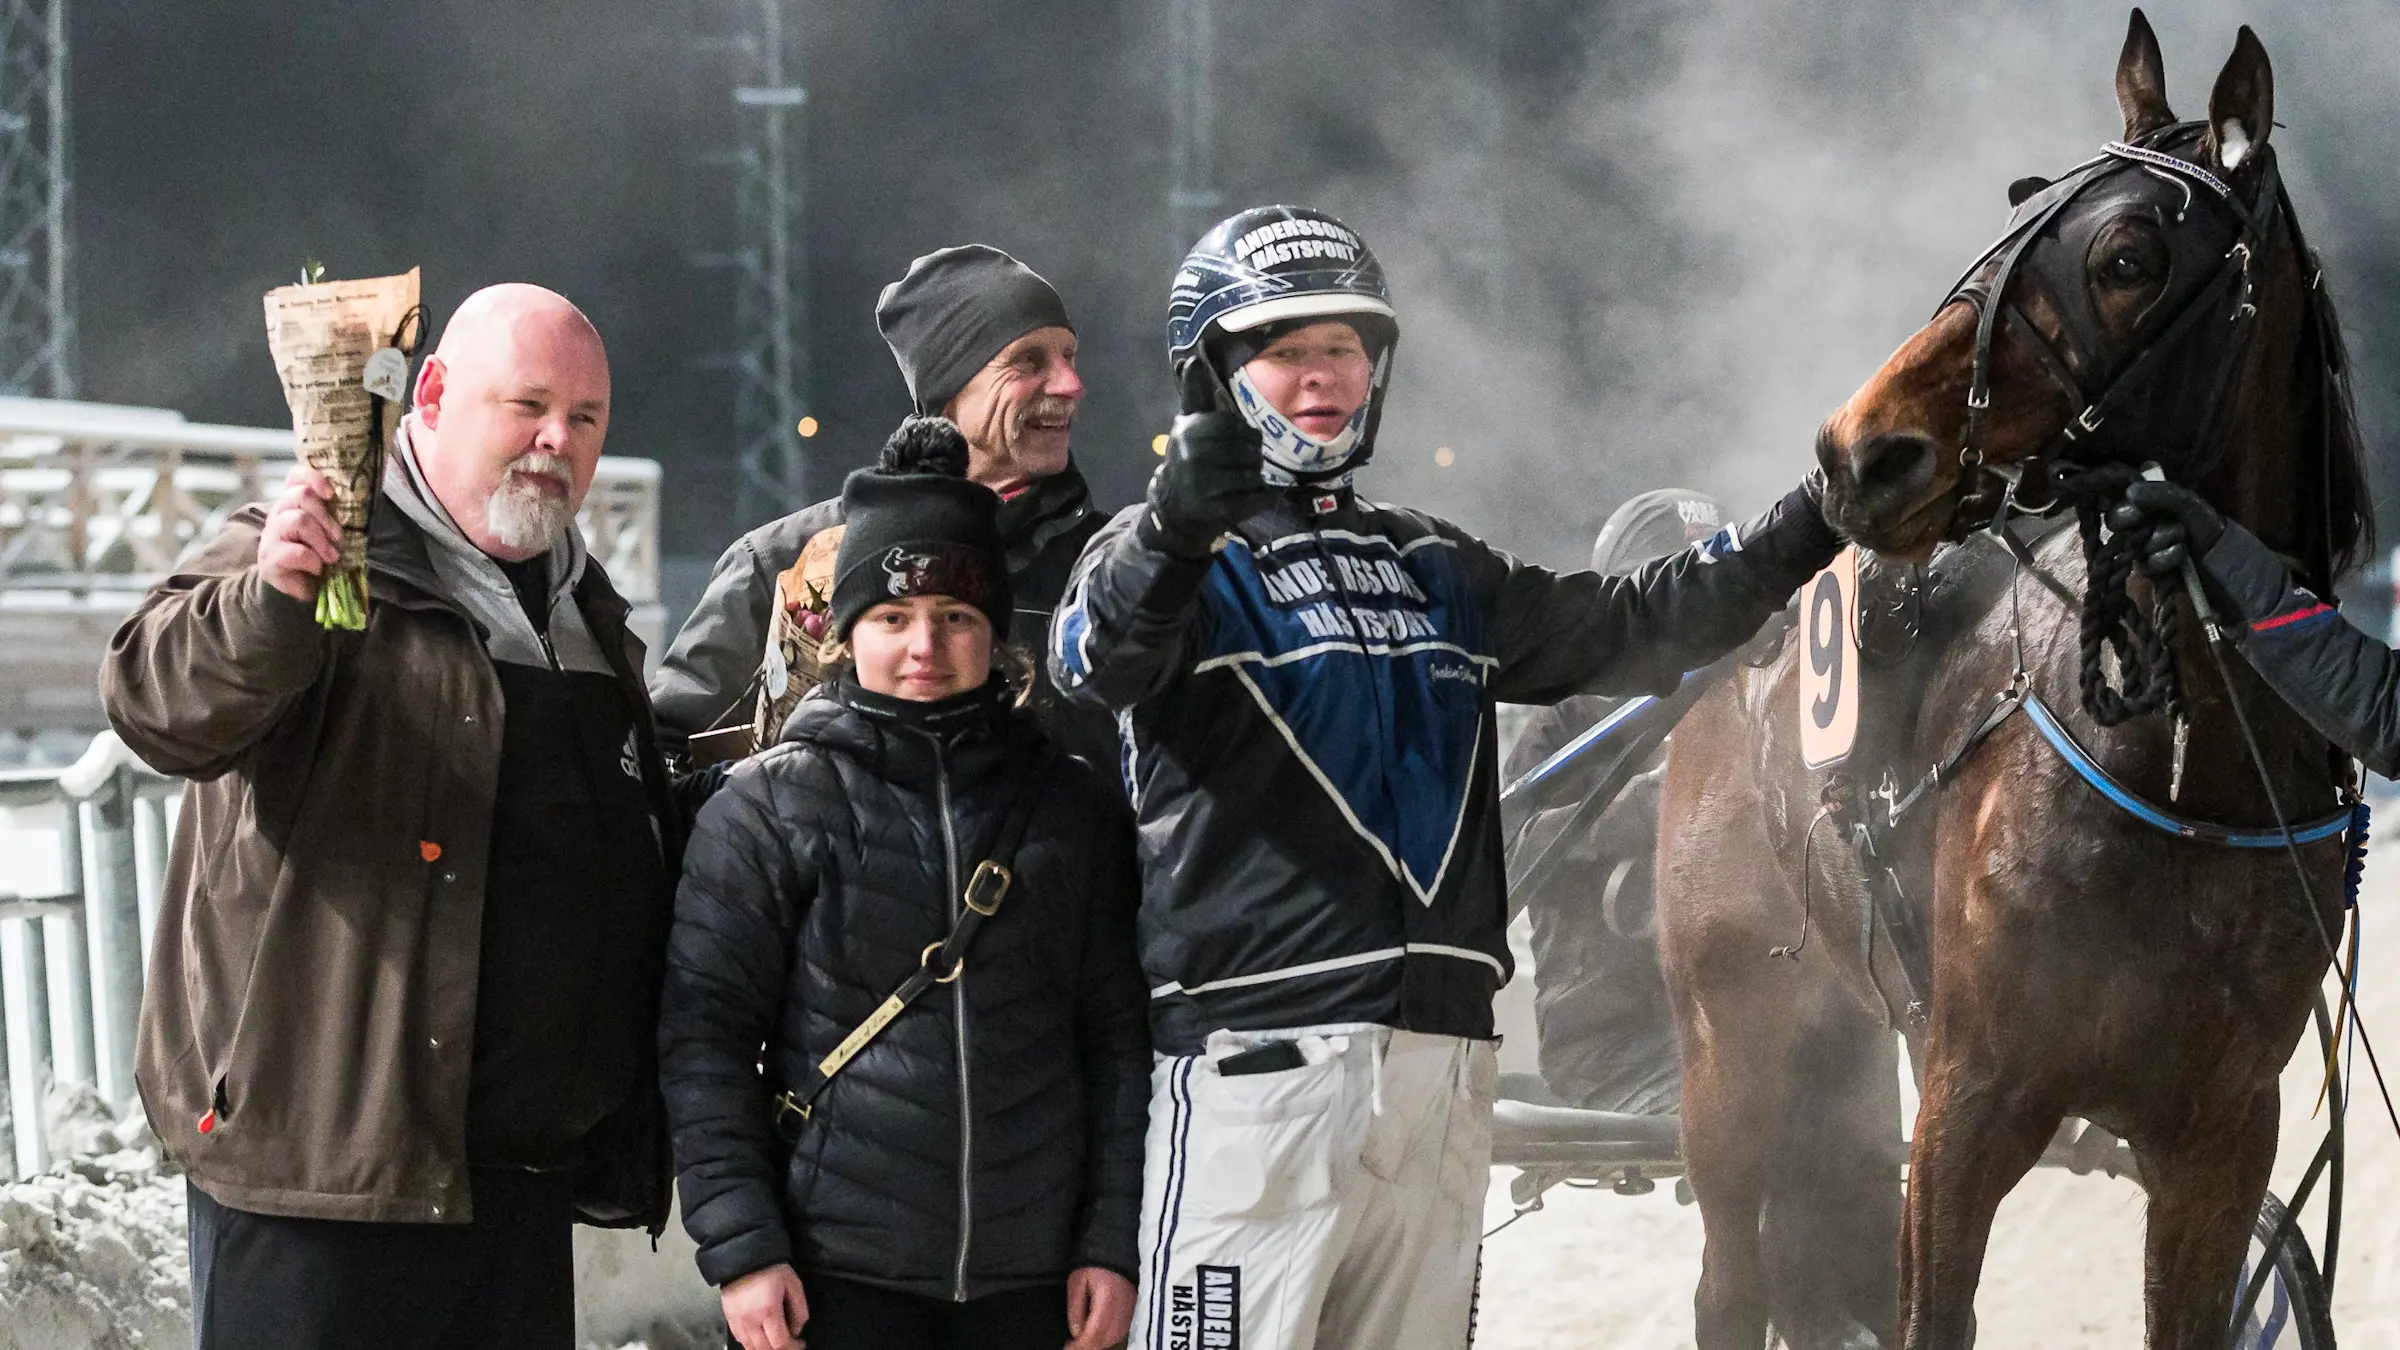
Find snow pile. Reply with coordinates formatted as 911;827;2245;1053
0;1086;187;1350
0;1078;722;1350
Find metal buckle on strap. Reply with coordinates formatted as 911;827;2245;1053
962;859;1013;916
2061;405;2106;441
922;940;965;984
772;1090;812;1127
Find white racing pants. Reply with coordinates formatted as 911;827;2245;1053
1131;1026;1498;1350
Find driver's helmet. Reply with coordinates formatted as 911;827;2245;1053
1592;489;1726;574
1166;204;1398;484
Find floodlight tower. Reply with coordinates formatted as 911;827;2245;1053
1165;0;1222;265
0;0;73;397
692;0;811;526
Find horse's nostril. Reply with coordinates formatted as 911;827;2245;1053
1853;433;1939;499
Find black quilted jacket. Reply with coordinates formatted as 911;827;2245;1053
658;677;1149;1298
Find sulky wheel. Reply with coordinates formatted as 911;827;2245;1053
2232;1191;2336;1350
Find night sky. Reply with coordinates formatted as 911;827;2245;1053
73;0;1171;571
70;3;2400;594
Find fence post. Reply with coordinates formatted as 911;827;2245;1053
1;916;52;1178
85;770;145;1111
132;790;169;966
42;908;91;1090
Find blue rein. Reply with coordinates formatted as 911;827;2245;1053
2019;691;2354;848
1502;666;2358;852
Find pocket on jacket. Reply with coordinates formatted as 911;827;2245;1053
1185;1054;1346;1219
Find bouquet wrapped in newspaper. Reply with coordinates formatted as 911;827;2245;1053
685;525;844;767
751;527;844;748
262;266;424;629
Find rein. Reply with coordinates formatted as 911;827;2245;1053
1867;524;2354;849
1846;521;2380;1340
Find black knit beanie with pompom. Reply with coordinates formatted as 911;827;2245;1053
831;415;1012;641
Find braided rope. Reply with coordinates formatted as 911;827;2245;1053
2052;460;2184;727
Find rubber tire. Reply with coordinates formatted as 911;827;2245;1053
2239;1191;2336;1350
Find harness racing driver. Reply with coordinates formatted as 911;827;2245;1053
1048;204;1843;1350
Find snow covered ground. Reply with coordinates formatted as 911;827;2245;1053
1470;839;2400;1349
0;1151;724;1350
0;1090;188;1350
10;848;2400;1348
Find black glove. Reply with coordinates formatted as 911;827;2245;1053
1138;360;1282;559
2107;479;2225;578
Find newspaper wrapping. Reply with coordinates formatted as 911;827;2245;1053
751;524;844;749
261;267;423;629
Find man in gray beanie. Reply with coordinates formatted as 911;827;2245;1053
652;244;1114;771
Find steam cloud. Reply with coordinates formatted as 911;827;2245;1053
1217;0;2400;568
72;1;2400;572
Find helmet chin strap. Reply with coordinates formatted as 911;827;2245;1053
1228;347;1389;487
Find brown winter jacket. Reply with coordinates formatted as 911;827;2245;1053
99;502;678;1229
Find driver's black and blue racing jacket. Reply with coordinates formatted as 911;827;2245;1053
1049;482;1837;1055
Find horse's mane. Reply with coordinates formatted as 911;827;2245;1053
2301;263;2375;586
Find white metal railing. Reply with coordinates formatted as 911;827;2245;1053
0;396;661;604
0;730;175;1180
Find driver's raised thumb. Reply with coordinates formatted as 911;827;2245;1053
1177;357;1229;417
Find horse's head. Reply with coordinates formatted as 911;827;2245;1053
1818;10;2325;564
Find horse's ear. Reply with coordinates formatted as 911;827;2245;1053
2203;26;2274;176
2115;9;2175;140
2008;177;2052;207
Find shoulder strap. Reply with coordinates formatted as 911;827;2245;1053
773;743;1059;1134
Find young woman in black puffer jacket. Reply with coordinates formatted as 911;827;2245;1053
660;418;1148;1350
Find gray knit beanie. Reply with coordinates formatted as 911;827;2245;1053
875;245;1074;413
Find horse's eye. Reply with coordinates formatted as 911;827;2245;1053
2103;250;2153;285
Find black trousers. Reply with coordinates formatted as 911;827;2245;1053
788;1272;1070;1350
187;1168;576;1350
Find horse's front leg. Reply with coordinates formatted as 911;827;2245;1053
1899;1053;2056;1349
1665;894;1806;1350
2136;1084;2280;1349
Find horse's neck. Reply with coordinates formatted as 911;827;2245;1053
2200;265;2321;582
2205;426;2315;579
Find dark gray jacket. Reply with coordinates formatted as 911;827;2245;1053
651;464;1112;769
2201;522;2400;777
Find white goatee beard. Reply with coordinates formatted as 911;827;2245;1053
483;455;575;552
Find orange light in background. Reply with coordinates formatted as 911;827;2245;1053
797;416;820;438
1434;445;1456;468
1153;434;1169;456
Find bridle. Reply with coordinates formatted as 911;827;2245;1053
1938;121;2292;529
1921;121;2335;728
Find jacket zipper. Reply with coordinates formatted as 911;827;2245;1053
929;736;973;1301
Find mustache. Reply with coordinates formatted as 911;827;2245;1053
1016;395;1077;431
504;453;573;489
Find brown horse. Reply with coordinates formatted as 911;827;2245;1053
1655;12;2371;1349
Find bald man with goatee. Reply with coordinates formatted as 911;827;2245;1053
102;284;683;1350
